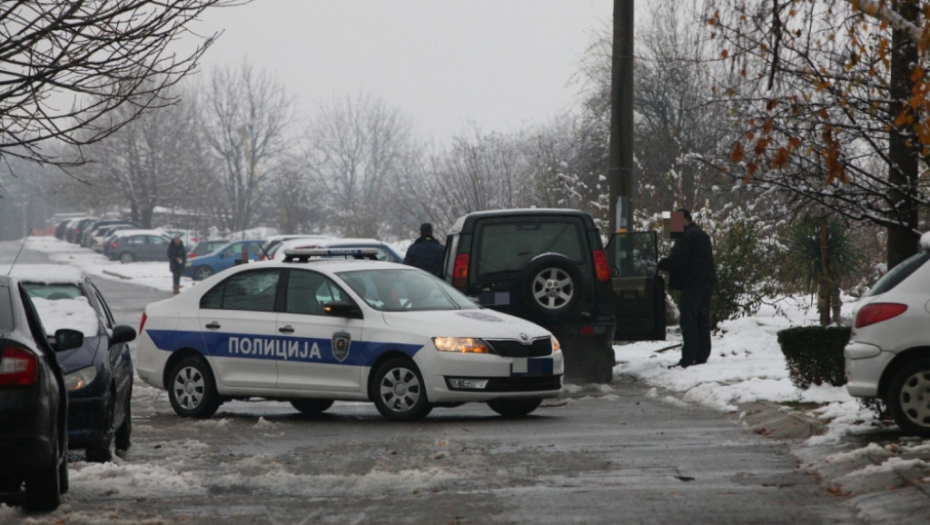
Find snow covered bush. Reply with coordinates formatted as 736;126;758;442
776;326;850;389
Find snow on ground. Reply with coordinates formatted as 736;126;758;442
24;236;194;293
614;296;865;444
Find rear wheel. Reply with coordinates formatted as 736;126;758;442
119;251;135;264
888;359;930;437
193;266;213;281
371;358;432;421
289;399;335;415
487;398;543;418
24;426;61;512
168;357;220;418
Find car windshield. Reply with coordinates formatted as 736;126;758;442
22;283;84;301
866;251;930;297
337;269;478;312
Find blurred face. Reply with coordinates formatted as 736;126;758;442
663;211;689;239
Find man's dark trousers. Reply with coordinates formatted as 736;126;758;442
679;282;714;366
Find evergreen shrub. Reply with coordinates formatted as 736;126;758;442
777;326;851;389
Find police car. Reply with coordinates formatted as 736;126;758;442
135;249;563;421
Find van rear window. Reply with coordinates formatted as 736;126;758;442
475;220;584;277
866;251;930;297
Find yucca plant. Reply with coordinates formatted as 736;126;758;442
783;215;860;325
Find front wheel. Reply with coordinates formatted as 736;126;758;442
887;359;930;437
487;398;543;418
119;251;135;264
193;266;214;281
85;394;115;463
115;392;132;451
371;358;432;421
290;399;335;415
168;357;220;418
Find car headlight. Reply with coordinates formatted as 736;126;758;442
551;336;561;352
64;366;97;391
433;337;490;354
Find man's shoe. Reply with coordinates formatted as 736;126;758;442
668;360;692;369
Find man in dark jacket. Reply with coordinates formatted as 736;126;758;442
167;235;187;294
657;209;717;368
403;223;444;277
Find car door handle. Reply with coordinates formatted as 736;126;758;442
205;322;221;330
278;325;294;334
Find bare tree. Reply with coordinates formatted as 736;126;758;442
0;0;240;170
303;93;417;238
76;85;208;228
200;62;293;232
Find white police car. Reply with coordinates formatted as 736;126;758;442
135;249;563;421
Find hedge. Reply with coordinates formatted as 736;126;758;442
776;326;851;389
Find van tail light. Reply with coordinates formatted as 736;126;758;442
452;254;470;288
139;312;148;334
111;241;118;249
191;237;198;243
855;303;908;329
593;250;610;282
0;344;39;387
189;253;197;259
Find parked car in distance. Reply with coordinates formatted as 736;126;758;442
270;238;402;263
443;209;666;383
106;231;173;263
0;275;76;511
64;217;93;243
184;239;267;281
845;237;930;436
81;220;140;248
11;265;137;462
259;234;331;260
70;217;100;245
91;224;137;253
163;229;200;249
188;240;229;261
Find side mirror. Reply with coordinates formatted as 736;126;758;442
322;301;363;319
54;329;84;351
110;325;137;346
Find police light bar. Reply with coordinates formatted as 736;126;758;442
282;248;380;262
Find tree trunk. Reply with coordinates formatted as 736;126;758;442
818;216;831;327
887;0;921;270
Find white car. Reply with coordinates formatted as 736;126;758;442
845;236;930;436
136;249;563;421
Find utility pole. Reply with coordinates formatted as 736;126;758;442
608;0;634;233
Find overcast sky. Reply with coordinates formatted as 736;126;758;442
185;0;612;140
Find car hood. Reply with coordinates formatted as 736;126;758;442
380;309;550;340
56;336;103;374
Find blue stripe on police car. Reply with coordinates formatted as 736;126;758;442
146;329;423;367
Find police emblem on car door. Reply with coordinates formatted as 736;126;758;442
332;331;351;362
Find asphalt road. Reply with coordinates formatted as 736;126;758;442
0;241;859;524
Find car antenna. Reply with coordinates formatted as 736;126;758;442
257;242;271;260
5;229;30;276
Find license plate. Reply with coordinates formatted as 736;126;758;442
478;291;512;306
511;358;553;376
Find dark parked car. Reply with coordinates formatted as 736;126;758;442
54;220;73;240
69;217;100;245
0;275;79;512
443;209;665;383
188;239;230;260
107;232;172;263
64;217;92;243
12;265;136;462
